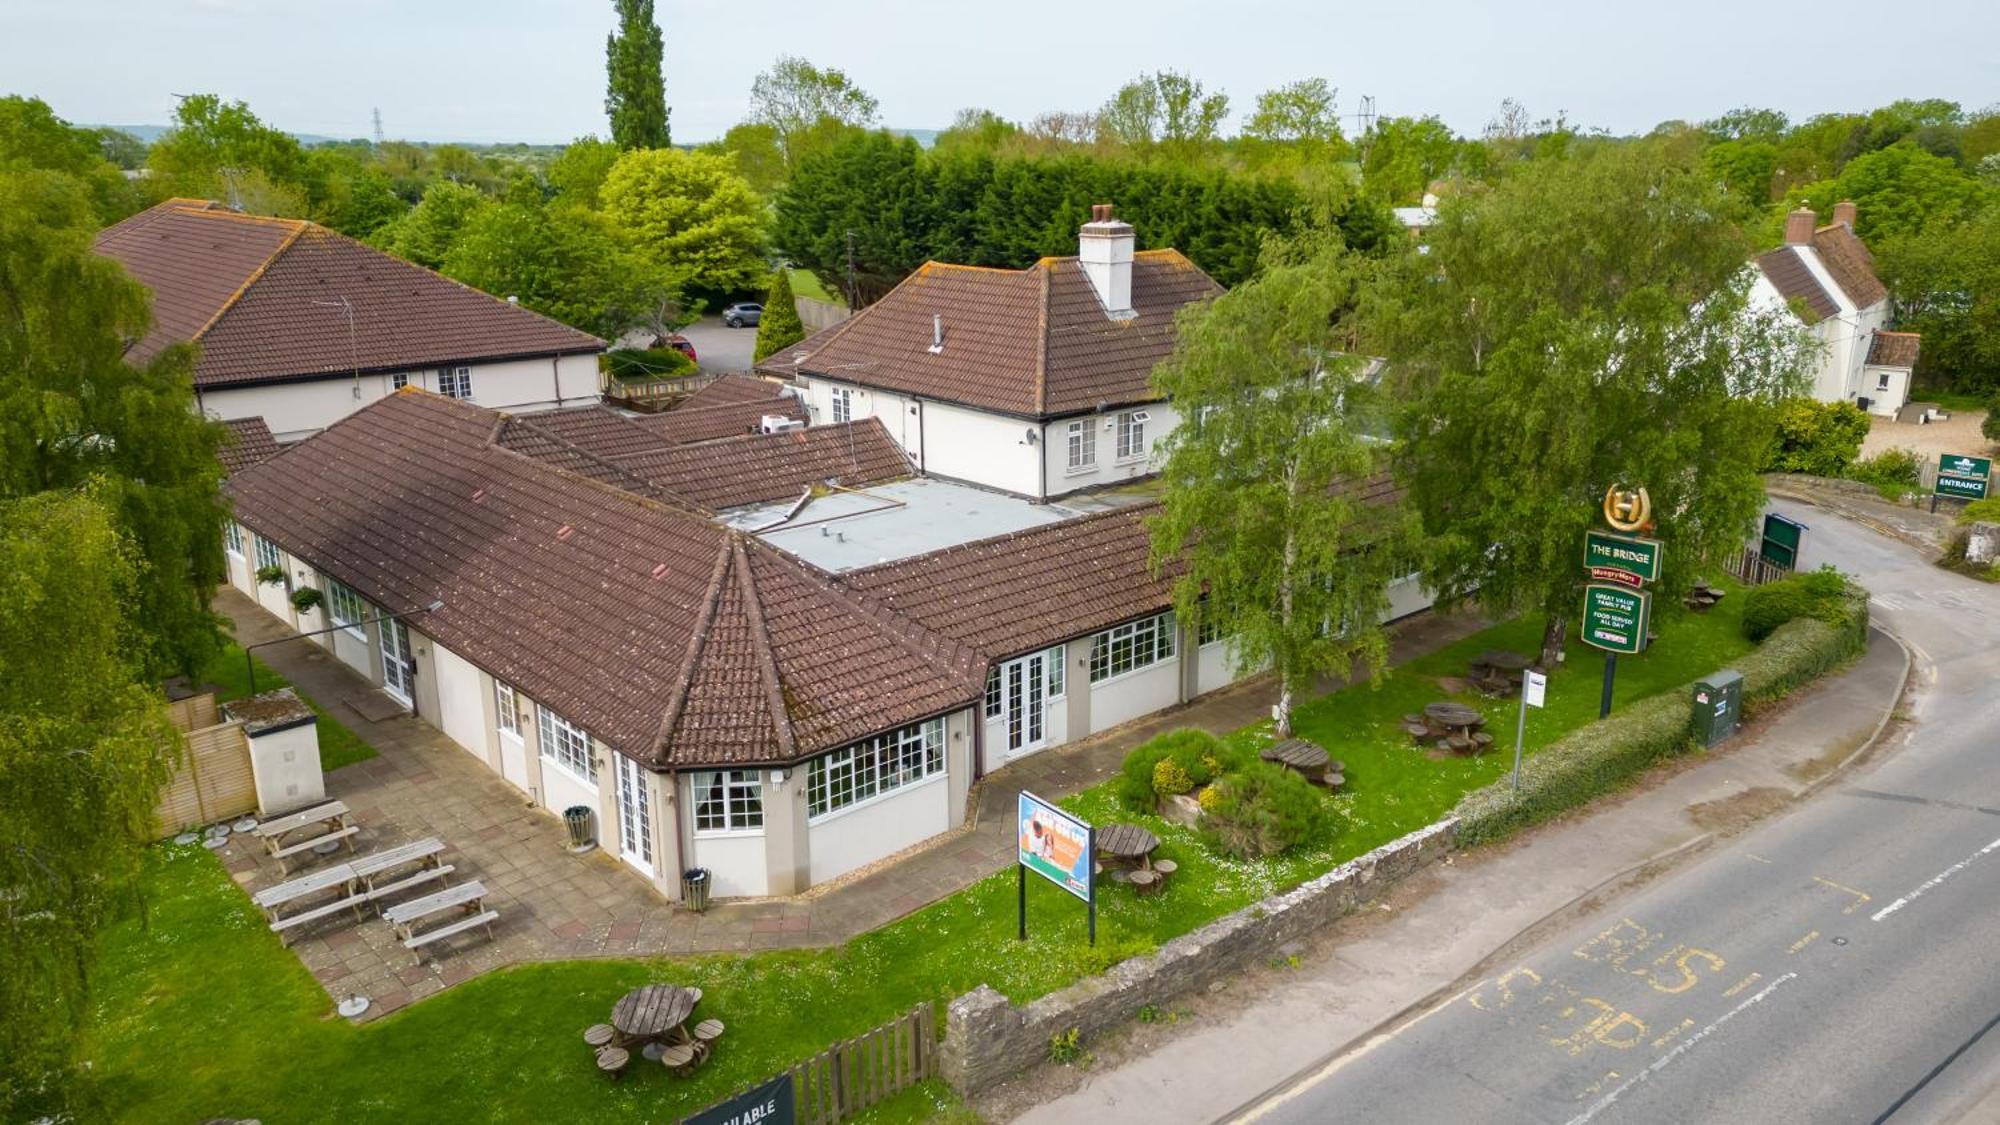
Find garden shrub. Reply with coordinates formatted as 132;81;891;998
1985;392;2000;444
1115;729;1248;812
1198;763;1330;859
1955;497;2000;525
1741;566;1862;642
1764;398;1870;476
1845;447;1922;500
604;345;694;382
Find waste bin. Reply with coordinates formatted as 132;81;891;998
562;805;596;854
1691;670;1745;747
682;867;712;913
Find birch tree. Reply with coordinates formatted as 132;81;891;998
1149;236;1414;737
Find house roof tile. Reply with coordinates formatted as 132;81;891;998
1867;330;1921;368
1810;223;1889;310
1754;247;1838;323
218;416;283;475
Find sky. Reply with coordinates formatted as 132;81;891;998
4;0;1996;145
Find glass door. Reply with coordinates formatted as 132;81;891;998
1003;652;1047;756
381;618;413;703
614;755;654;875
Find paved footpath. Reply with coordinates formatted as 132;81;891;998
999;513;1915;1124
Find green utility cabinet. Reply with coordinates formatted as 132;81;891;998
1692;670;1745;747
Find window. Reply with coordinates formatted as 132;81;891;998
1877;371;1892;391
437;367;473;399
984;667;1003;718
830;386;853;425
1066;420;1096;472
326;579;367;639
1198;616;1224;646
808;718;945;819
392;372;410;390
224;522;244;557
495;682;521;739
1089;612;1177;682
691;770;764;833
1116;411;1148;461
253;534;283;571
537;705;596;784
1046;645;1066;698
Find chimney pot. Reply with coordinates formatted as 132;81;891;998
1783;208;1816;246
1832;200;1857;230
1079;202;1135;318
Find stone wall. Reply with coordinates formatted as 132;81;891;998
939;817;1458;1094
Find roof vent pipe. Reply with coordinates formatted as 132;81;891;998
928;314;944;354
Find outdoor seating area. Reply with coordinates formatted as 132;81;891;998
1466;649;1537;697
249;823;498;954
1260;738;1347;791
585;984;724;1080
1402;701;1496;755
1685;581;1728;613
1095;822;1177;895
254;799;358;873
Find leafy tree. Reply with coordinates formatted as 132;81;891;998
441;199;655;337
774;131;933;304
749;54;880;169
1764;399;1871;475
1879;204;2000;395
301;148;407;237
1099;70;1229;158
604;0;670;149
753;268;806;361
0;485;180;1118
547;135;622;209
92;126;148;171
1964;110;2000;166
1244;79;1344;151
1704;107;1789;143
146;94;307;207
1150;235;1413;736
1702;139;1779;204
369;180;492;268
934;108;1021;156
1373;145;1811;666
601;147;767;295
1361;116;1463;203
704;122;786;195
0;171;230;677
1793;143;1990;243
0;95;138;223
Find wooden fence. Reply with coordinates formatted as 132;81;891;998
156;691;257;835
602;371;723;412
689;1006;932;1125
1723;544;1794;587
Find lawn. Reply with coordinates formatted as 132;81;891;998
788;267;842;307
75;594;1751;1122
192;642;377;771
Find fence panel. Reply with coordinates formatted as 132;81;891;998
1724;545;1794;587
785;1005;934;1125
166;692;219;734
155;720;256;835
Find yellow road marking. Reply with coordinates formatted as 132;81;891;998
1651;1018;1695;1048
1812;875;1872;914
1721;972;1763;998
1787;930;1820;954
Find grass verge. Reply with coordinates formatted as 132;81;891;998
193;643;377;771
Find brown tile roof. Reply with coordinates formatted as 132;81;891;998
218;416;283;475
761;252;1221;418
613;421;911;511
225;390;978;769
680;373;790;410
1811;223;1889;310
94;199;603;389
1755;247;1838;324
1867;331;1921;368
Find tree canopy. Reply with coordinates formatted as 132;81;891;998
749;55;880;170
440;198;655;337
604;0;670;149
601;147;767;296
753;269;806;362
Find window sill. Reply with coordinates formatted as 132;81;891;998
1113;455;1149;468
808;771;947;827
334;625;367;643
692;827;766;840
1087;658;1176;689
499;729;524;745
1062;463;1098;477
540;756;597;792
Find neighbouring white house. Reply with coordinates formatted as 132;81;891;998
1749;201;1921;418
757;204;1221;501
95;198;605;443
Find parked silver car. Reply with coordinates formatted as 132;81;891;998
722;302;763;328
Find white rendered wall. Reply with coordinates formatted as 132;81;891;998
1041;402;1180;498
807;773;951;886
201;352;600;442
1086;658;1182;735
431;643;487;758
692;831;770;898
248;722;325;816
801;377;1043;497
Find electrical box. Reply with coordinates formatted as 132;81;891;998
1691;670;1745;748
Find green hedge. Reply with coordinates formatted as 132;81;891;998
1453;589;1869;847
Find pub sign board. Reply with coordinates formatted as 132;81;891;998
684;1072;794;1125
1935;454;1992;501
1583;530;1662;584
1581;584;1651;656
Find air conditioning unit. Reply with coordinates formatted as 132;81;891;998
761;415;806;434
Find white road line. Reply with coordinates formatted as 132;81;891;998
1563;973;1799;1125
1870;834;2000;922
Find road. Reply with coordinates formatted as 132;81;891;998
677;315;757;373
1239;504;2000;1125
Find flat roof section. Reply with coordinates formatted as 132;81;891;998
731;478;1075;572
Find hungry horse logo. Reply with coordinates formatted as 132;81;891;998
1603;485;1651;532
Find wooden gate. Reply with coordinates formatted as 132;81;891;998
1723;544;1793;587
155;692;257;835
789;1006;935;1125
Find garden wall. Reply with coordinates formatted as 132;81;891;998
939;818;1457;1094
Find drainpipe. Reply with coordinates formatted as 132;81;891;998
551;355;563;408
915;399;926;474
667;767;687;902
971;692;987;782
1037;422;1047;502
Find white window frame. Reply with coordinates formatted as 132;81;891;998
1088;611;1177;683
1066;420;1096;473
224;522;244;558
325;579;367;640
537;705;596;786
253;534;283;571
1045;644;1066;699
1115;411;1148;462
495;681;521;740
984;667;1003;719
1876;371;1892;391
392;372;410;390
830;386;853;425
690;770;765;835
808;718;945;821
437;366;473;399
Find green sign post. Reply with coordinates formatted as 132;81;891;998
1584;530;1663;584
1760;513;1806;569
1582;584;1651;655
1933;453;1992;512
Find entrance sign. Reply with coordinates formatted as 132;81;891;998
1584;530;1663;584
1760;513;1807;569
1935;453;1992;502
1017;791;1095;944
684;1072;794;1125
1581;584;1651;656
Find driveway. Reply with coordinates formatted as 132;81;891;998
1863;408;1993;462
678;316;757;374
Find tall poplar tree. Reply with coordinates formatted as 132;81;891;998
605;0;670;150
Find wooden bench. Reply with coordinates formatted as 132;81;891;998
269;892;370;945
660;1043;697;1076
584;1024;616;1050
365;864;455;912
693;1019;725;1044
595;1046;630;1080
270;825;359;872
1129;868;1161;896
402;909;498;952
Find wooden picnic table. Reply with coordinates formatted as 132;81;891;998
1473;650;1533;673
250;861;358;917
348;836;446;892
1096;823;1160;869
254;800;349;841
1423;702;1485;731
255;800;357;871
384;879;485;940
613;985;698;1043
1262;739;1346;790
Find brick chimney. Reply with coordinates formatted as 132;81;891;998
1078;203;1135;319
1832;199;1858;230
1784;207;1817;245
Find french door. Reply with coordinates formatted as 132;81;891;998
381;619;413;703
1001;652;1049;757
614;755;654;875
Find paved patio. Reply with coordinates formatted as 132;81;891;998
211;588;1485;1020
